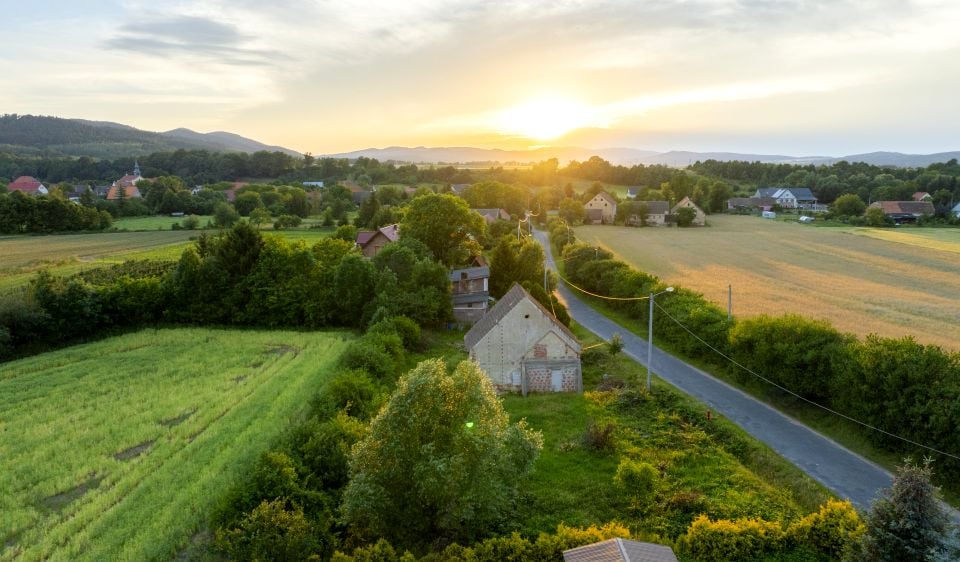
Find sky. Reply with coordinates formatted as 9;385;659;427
3;0;960;156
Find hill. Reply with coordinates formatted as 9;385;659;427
0;114;300;159
327;145;960;168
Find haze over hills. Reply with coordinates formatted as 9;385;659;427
327;146;960;168
0;114;300;159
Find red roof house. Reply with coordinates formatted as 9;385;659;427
7;176;48;195
355;223;400;257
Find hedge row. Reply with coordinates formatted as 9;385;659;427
549;220;960;482
0;223;452;361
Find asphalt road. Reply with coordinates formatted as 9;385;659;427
533;229;894;511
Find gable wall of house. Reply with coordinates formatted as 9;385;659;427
469;298;579;391
360;232;390;257
585;194;617;223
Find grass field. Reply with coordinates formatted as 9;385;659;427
0;328;349;561
575;215;960;350
0;226;335;292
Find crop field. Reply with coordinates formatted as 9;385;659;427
575;215;960;350
0;227;334;291
0;328;349;561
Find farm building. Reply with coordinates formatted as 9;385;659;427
465;283;582;395
913;191;932;201
870;201;935;224
563;538;678;562
584;191;617;224
450;265;490;324
6;176;48;196
671;196;706;226
585;208;604;225
642;201;671;226
355;223;399;257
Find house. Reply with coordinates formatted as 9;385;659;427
6;176;48;196
342;180;373;205
641;200;671;226
450;183;471;195
473;208;511;224
449;266;490;324
355;223;399;257
302;181;325;188
107;161;144;200
584;191;617;224
465;283;582;395
913;191;932;201
671;196;706;226
626;187;638;199
754;187;818;209
563;538;678;562
952;202;960;218
93;185;111;198
870;201;935;224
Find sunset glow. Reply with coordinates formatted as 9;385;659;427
492;97;607;141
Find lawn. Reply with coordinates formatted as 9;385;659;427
0;328;350;562
112;216;212;231
502;327;831;542
575;215;960;350
0;226;335;292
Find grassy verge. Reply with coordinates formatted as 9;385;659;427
501;326;832;544
0;327;350;561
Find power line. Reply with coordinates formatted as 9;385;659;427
552;268;655;301
653;300;960;462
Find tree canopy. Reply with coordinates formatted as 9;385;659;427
399;193;486;267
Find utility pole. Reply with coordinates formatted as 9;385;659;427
728;284;732;320
646;287;674;392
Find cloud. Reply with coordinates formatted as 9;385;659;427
105;15;286;66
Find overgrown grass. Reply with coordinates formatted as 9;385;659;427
0;327;350;561
501;327;832;543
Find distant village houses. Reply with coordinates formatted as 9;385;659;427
106;161;144;200
870;200;935;224
753;187;822;210
472;208;511;224
449;264;490;323
6;176;48;196
672;196;706;226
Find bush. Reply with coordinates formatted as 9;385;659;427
182;214;200;230
291;411;368;491
614;459;658;505
368;316;421;351
785;499;863;559
314;369;383;420
338;333;404;380
728;314;853;402
583;419;616;453
679;514;785;562
215;499;330;562
274;214;303;230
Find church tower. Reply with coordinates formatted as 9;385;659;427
133;160;142;178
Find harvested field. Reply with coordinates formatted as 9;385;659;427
576;215;960;350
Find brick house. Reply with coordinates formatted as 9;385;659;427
6;176;48;196
465;283;582;395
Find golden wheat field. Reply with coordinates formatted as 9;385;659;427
576;216;960;351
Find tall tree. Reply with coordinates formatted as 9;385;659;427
340;359;542;549
400;193;486;267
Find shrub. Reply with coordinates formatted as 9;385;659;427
182;214;200;229
678;514;785;562
215;499;329;562
338;334;402;380
785;499;863;559
368;316;421;351
583;419;616;453
313;369;383;420
608;333;624;355
614;459;659;504
274;214;303;230
291;411;368;491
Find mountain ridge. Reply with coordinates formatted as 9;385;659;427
0;114;300;159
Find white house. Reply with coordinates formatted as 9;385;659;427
583;191;617;224
465;284;582;395
952;202;960;218
754;187;818;209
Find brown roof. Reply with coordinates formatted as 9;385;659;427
563;539;678;562
355;224;399;248
913;191;931;201
378;223;399;242
872;201;935;216
106;184;142;200
355;231;377;246
464;283;578;351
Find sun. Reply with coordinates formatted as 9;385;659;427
493;96;604;141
